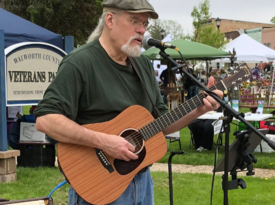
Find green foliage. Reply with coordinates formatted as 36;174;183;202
190;0;227;49
148;20;163;40
4;0;103;46
199;25;229;49
191;0;211;42
271;16;275;24
148;19;185;41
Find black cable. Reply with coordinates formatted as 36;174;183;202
210;121;224;205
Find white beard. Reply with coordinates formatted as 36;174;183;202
121;35;142;57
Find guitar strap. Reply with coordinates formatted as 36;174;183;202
128;57;160;119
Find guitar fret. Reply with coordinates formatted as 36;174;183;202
146;124;154;137
143;127;150;140
160;116;168;129
170;110;177;121
154;120;162;132
151;122;159;134
164;114;172;124
185;103;192;113
174;108;182;119
157;117;165;129
190;98;196;109
139;127;147;140
187;102;192;111
177;106;184;116
182;105;188;114
170;111;178;122
194;95;202;107
198;95;203;104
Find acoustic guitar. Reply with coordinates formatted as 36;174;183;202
58;64;251;205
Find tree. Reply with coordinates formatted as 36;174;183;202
148;20;163;40
190;0;227;49
4;0;103;46
0;0;4;8
191;0;211;42
271;16;275;24
148;19;185;41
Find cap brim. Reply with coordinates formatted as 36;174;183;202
127;9;158;19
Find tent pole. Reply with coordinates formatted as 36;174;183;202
269;64;275;106
0;29;7;151
64;36;74;54
206;60;209;84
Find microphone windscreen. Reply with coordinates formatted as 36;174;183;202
142;35;152;50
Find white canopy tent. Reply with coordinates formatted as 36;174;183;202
215;34;275;105
223;33;275;62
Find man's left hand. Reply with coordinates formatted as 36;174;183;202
198;90;223;113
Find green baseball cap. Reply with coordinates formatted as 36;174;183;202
102;0;159;19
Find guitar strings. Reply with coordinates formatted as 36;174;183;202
123;80;226;145
123;67;249;146
123;81;227;144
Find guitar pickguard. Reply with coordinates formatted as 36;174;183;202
114;147;146;175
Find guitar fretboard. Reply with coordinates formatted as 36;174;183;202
139;82;226;140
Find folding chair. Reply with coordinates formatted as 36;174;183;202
165;131;181;151
189;130;195;149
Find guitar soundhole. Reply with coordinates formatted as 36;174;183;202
114;129;146;175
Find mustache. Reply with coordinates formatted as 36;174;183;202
129;34;144;42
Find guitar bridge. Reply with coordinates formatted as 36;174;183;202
95;148;114;173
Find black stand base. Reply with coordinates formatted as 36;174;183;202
168;150;184;205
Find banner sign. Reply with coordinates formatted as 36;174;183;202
5;42;66;105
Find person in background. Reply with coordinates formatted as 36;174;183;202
154;64;160;83
200;70;207;86
188;118;215;151
207;71;219;89
160;67;169;88
188;71;222;152
218;69;227;81
183;68;198;99
33;0;223;204
209;66;213;73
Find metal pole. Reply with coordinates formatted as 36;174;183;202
0;29;7;151
269;62;274;106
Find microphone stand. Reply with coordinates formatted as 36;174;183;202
158;48;275;205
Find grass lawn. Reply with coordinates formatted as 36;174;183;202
161;108;275;170
0;167;275;205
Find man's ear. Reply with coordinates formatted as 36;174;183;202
105;12;115;30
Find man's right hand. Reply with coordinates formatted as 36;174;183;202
100;134;138;161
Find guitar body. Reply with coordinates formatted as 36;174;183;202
58;105;167;205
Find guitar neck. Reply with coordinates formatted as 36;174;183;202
139;81;227;140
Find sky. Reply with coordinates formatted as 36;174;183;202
148;0;275;35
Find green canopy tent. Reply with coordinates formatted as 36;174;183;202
142;39;231;88
143;39;231;103
142;39;231;60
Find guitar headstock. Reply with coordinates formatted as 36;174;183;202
222;63;251;89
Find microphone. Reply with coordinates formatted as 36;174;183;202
142;36;178;50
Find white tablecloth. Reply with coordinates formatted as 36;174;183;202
198;112;272;121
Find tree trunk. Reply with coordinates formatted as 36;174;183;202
0;0;4;9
